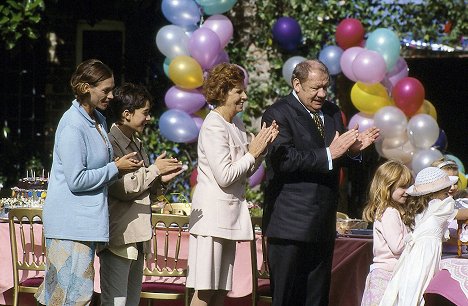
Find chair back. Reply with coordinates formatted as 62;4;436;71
8;207;45;306
141;213;190;305
457;219;468;257
251;216;271;305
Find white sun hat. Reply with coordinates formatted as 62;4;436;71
406;167;459;196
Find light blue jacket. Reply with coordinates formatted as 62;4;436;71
43;100;118;242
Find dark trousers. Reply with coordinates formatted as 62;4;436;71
267;237;335;306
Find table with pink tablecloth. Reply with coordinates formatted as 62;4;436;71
1;222;373;306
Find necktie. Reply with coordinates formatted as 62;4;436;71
311;111;324;138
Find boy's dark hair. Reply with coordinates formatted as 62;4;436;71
110;83;153;123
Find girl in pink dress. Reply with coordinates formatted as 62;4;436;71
361;160;413;306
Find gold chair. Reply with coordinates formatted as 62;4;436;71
336;211;349;220
457;219;468;257
8;207;45;306
250;216;272;306
140;213;190;306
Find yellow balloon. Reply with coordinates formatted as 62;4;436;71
458;172;467;190
168;55;204;89
350;82;392;114
416;99;437;121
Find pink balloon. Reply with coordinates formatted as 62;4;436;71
392;77;425;117
348;112;375;133
202;15;234;48
335;18;365;50
188;27;221;69
190;114;204;131
249;164;265;187
352;50;387;84
165;86;206;114
340;46;364;82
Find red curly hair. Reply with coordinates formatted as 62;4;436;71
203;63;245;107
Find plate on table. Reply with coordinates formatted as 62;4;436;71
346;229;373;238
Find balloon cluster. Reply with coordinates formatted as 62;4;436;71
156;0;246;143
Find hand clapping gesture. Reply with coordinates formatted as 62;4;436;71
155;151;185;183
248;120;279;158
115;152;144;174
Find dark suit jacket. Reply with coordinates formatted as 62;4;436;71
262;93;351;243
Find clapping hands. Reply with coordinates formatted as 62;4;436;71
248;120;280;158
329;124;380;159
155;151;186;183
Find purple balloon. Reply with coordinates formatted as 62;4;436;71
352;50;387;84
387;57;408;88
211;49;230;66
340;46;364;81
272;17;302;51
202;15;233;48
165;86;206;114
191;115;204;131
348;112;375;133
188;27;221;69
235;64;249;88
249;164;265;187
159;109;199;143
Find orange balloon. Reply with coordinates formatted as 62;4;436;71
168;55;204;89
350;82;392;114
416;99;437;121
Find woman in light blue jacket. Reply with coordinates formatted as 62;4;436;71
35;59;142;305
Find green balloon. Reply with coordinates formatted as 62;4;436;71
365;28;401;71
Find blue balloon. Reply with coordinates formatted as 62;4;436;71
162;0;201;26
444;154;465;174
318;45;344;75
432;129;448;152
163;57;171;78
272;17;302;51
365;28;401;71
159;110;199;143
195;0;238;15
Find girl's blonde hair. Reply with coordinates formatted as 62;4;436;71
362;160;413;223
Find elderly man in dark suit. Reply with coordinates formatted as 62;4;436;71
261;59;379;306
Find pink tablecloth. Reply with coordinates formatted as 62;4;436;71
1;222;374;306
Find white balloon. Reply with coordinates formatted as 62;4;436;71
411;148;443;174
282;56;306;86
373;106;407;138
407;114;439;149
156;25;190;59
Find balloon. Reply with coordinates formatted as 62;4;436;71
202;15;233;48
348;112;374;133
335;18;365;50
374;139;384;158
341;111;347;127
412;148;443;174
444;154;465;174
339;46;364;82
211;49;230;66
458;172;467;190
365;28;401;71
407;114;439;149
416;99;437;120
161;0;201;26
382;137;417;164
189;167;198;187
168;55;204;89
156;25;190;59
194;106;210;119
196;0;238;15
165;86;206;114
159;109;199;143
272;17;302;51
350;82;392;114
318;45;343;75
249;164;265;187
188;27;221;69
432;129;448;152
163;57;171;77
385;57;408;89
373;106;407;138
282;56;306;86
392;77;425;117
191;115;204;131
235;65;249;88
351;50;387;84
